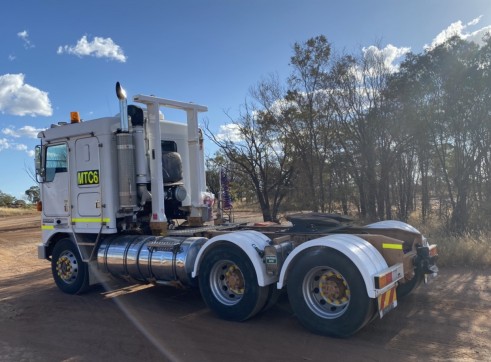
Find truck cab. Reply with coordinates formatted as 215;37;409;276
35;86;213;246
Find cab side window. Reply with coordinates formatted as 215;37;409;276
45;144;68;182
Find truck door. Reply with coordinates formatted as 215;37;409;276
43;143;70;217
72;137;103;231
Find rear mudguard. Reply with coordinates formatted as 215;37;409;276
277;234;390;298
191;230;277;286
365;220;422;237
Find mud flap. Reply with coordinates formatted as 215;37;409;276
378;286;398;318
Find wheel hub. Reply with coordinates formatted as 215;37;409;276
210;260;245;306
56;251;78;284
319;271;349;305
303;267;351;319
224;265;245;295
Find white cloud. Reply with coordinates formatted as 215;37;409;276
466;26;491;45
15;144;27;151
17;30;34;48
0;74;52;117
426;16;491;50
8;54;16;61
2;125;44;138
1;128;17;137
17;30;28;39
15;143;36;157
57;35;127;63
468;16;482;27
0;138;35;156
268;98;299;117
216;123;243;142
363;44;410;73
0;138;10;151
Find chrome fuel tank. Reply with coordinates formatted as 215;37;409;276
97;235;206;286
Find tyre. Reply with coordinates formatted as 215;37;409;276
198;245;269;321
287;247;374;338
261;285;283;312
51;239;89;294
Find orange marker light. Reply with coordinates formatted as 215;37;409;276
70;112;81;123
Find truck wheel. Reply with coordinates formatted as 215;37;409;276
51;239;89;294
199;245;269;322
287;247;374;338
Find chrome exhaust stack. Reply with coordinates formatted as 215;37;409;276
116;81;129;132
115;82;137;212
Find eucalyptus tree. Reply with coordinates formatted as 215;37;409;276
330;44;408;221
471;36;491;230
205;101;295;222
387;36;491;231
253;35;335;212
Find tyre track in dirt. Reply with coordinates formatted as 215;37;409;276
0;214;39;234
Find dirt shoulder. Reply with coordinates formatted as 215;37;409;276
0;214;490;361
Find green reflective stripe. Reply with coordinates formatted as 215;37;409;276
382;243;403;250
41;225;54;230
72;218;110;223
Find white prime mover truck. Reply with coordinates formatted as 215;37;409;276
35;83;438;337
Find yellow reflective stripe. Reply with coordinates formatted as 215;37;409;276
72;218;110;223
41;225;54;230
382;243;403;250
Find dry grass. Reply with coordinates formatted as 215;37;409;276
0;206;38;217
434;232;491;268
408;213;491;268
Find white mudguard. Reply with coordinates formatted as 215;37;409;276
277;234;388;298
191;230;277;286
365;220;421;234
365;220;428;246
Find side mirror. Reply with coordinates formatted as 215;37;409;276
34;145;45;181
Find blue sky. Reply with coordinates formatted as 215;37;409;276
1;0;491;199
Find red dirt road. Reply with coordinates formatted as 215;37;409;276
0;214;490;361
